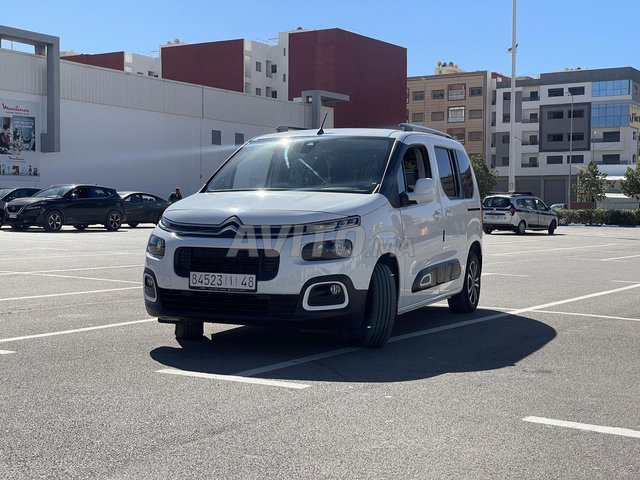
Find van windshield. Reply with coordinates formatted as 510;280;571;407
206;136;394;194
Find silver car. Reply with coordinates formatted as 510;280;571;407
482;193;558;235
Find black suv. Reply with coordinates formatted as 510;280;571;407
0;187;40;227
4;184;126;232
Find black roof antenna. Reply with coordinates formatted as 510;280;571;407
317;113;328;135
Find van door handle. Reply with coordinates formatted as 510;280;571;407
445;208;454;217
433;211;442;220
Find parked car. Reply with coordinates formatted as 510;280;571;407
143;124;483;347
119;191;171;228
550;203;567;210
0;187;40;227
482;192;558;235
3;184;126;232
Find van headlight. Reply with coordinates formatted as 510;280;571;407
302;216;360;234
302;239;353;261
146;235;165;257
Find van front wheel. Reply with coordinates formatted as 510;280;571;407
349;263;397;348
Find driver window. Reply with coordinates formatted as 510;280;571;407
401;146;431;193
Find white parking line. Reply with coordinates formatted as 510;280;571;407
535;310;640;323
482;273;529;277
0;318;155;344
1;252;141;261
5;272;142;285
0;264;143;276
156;368;311;390
491;243;619;256
0;286;140;302
0;349;16;355
523;416;640;439
601;254;640;262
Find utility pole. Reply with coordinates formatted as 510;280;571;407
508;0;517;192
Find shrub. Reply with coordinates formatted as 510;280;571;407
556;208;639;226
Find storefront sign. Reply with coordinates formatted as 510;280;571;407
0;99;40;177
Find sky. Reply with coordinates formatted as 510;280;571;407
3;0;639;78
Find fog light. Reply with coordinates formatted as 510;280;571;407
330;284;342;296
303;282;348;310
143;273;157;301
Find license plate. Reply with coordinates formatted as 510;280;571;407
9;214;16;218
189;272;256;292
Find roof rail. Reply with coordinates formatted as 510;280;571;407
275;125;308;132
399;123;453;139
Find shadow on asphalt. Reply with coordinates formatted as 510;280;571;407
149;307;556;383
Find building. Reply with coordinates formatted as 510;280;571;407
0;25;332;196
62;51;161;77
406;66;505;159
492;67;640;205
67;28;407;129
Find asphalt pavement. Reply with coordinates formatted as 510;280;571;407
0;224;639;479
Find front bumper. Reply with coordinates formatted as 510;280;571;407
144;268;367;328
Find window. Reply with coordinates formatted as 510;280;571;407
547;155;563;164
547;133;563;142
548;88;564;97
431;111;444;121
283;74;286;82
503;92;511;100
411;112;425;122
502;135;510;144
271;90;278;99
568;132;584;141
529;135;538;145
432;89;444;99
548;111;564;119
568;86;585;95
412;90;425;101
568;154;584;164
435;147;458;198
529;91;539;100
568;109;584;118
212;130;222;145
448;106;465;123
283;48;286;56
603;131;620;142
592;101;631;128
503;114;510;123
447;128;465;144
255;88;261;96
255;62;262;72
469;87;483;97
235;133;245;145
401;147;430;193
468;131;482;142
455;149;475;198
522;157;538;168
501;156;509;166
602;154;620;164
271;64;277;74
593;80;630;97
448;84;466;101
469;109;483;119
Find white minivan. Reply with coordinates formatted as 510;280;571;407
144;125;483;347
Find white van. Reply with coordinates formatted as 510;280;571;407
143;125;483;347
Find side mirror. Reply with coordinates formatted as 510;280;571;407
408;178;436;204
70;192;78;199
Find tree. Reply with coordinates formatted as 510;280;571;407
470;154;498;199
619;162;640;199
575;161;607;206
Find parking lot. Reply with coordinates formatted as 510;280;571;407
1;224;639;479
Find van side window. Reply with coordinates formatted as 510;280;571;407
434;147;459;198
401;146;432;193
455;149;475;199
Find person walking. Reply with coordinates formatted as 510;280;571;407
169;187;182;203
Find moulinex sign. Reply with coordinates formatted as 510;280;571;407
1;98;41;178
1;103;32;115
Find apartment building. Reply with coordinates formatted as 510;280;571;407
406;68;498;158
493;67;640;204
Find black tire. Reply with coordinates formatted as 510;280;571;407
175;322;204;340
349;263;397;348
74;225;87;231
128;222;139;228
105;210;122;231
44;210;63;232
548;220;557;235
516;220;526;235
448;251;481;313
483;228;492;235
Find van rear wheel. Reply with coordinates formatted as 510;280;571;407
448;251;481;313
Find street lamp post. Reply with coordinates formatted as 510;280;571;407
566;90;574;207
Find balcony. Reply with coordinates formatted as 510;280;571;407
522;96;540;102
522;118;539;124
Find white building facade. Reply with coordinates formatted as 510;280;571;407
491;68;640;205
